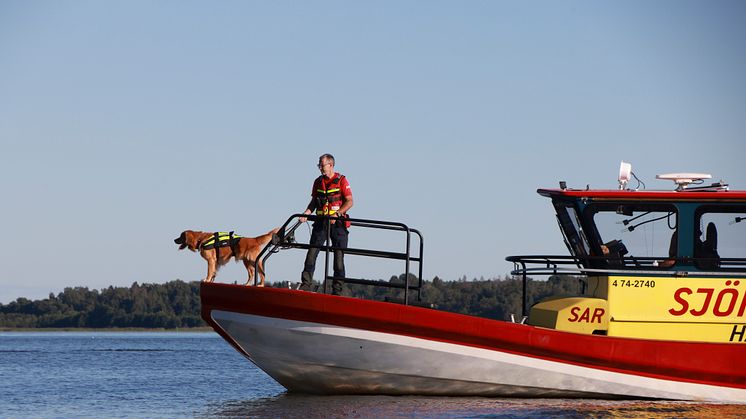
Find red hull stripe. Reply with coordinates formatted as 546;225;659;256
201;282;746;389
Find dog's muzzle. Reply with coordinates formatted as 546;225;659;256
174;235;188;250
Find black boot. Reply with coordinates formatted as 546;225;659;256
299;271;314;292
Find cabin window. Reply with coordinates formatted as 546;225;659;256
694;205;746;270
587;204;677;267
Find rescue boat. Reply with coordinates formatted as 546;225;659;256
200;163;746;402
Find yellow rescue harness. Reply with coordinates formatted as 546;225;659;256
200;231;242;250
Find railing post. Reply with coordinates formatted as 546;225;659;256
323;216;330;294
417;231;424;302
404;227;411;305
521;261;528;317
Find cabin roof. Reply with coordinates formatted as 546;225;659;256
537;188;746;202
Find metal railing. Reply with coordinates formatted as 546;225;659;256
506;254;746;317
255;214;425;305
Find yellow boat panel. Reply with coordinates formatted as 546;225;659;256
528;275;746;342
528;297;608;335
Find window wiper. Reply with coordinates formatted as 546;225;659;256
616;211;651;227
623;212;673;232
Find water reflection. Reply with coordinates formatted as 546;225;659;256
201;394;746;418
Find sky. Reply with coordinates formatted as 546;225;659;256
1;1;745;303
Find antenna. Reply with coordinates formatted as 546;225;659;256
656;173;712;191
618;161;632;190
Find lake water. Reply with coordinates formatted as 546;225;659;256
1;332;744;418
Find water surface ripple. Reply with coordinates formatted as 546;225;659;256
1;332;744;418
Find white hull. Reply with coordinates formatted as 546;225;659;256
211;310;746;401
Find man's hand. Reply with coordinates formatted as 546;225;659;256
299;209;312;223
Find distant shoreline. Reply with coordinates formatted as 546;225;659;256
0;327;214;332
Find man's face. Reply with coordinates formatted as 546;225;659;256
318;158;334;177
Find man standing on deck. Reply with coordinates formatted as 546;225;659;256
299;153;354;295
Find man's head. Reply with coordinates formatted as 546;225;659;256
318;153;335;177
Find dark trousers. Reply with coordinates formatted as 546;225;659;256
301;220;348;294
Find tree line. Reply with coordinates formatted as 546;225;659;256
0;280;203;329
0;275;581;329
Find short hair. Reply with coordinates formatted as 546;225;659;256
319;153;335;166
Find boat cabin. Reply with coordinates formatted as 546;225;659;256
509;168;746;343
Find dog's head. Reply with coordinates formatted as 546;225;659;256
174;230;205;252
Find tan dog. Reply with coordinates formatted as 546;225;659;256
174;228;279;286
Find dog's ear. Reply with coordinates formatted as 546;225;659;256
183;230;199;251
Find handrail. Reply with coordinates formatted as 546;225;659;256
254;214;425;305
506;254;746;317
506;255;746;273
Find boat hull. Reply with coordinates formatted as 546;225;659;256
201;283;746;402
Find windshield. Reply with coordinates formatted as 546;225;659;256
587;203;678;266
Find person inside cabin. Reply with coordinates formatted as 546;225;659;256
299;153;354;295
657;230;678;268
695;222;720;270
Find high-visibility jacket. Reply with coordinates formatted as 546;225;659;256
313;174;349;216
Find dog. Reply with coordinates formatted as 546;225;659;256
174;228;279;286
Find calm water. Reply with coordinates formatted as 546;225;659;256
1;332;744;418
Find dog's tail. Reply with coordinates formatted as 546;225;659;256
260;227;281;245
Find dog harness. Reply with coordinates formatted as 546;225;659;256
200;231;242;250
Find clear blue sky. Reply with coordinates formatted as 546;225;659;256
1;1;745;303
